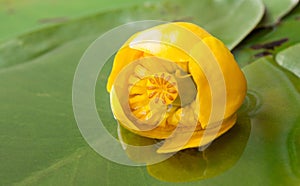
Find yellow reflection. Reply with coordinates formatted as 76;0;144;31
118;113;251;182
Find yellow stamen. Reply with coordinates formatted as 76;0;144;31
146;72;178;105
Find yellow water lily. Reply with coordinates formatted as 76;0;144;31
107;22;247;153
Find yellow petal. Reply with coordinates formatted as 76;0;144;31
157;114;237;153
128;22;210;62
202;36;247;117
107;47;144;92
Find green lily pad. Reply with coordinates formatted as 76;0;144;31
237;57;300;185
276;43;300;78
259;0;299;26
0;0;151;42
2;40;299;186
288;124;300;177
1;1;299;185
0;0;264;58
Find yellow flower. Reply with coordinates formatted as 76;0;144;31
107;22;247;153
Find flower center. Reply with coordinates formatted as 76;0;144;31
146;73;178;105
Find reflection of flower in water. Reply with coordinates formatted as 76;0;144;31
118;113;251;182
107;22;247;153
